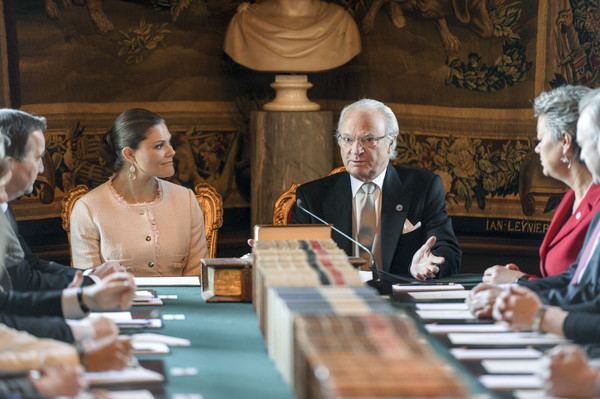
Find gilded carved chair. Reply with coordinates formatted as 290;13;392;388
61;182;224;262
273;166;346;225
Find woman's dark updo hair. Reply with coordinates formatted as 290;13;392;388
102;108;165;171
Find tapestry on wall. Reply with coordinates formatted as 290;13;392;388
4;0;598;235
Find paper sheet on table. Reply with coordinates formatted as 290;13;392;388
135;290;155;298
359;271;372;283
86;366;164;386
77;390;155;399
479;375;542;390
131;333;191;346
393;283;464;292
482;359;541;374
451;348;542;360
416;310;475;320
408;291;470;300
134;276;200;286
90;312;162;329
132;297;164;306
109;391;155;399
132;341;170;355
513;390;547;399
448;332;567;346
89;312;132;321
416;303;468;310
425;323;509;334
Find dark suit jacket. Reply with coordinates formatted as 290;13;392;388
5;207;94;291
292;164;461;277
0;289;64;317
519;211;600;312
0;313;74;343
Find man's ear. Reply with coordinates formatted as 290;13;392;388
122;147;135;164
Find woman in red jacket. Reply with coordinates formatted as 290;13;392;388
483;85;600;284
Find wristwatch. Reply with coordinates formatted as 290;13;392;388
531;305;547;333
76;287;90;314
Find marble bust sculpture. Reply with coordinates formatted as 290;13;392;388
224;0;361;72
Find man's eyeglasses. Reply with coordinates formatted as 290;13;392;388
336;133;389;148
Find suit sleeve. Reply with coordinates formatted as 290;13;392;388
518;263;576;292
0;289;64;317
423;175;461;277
518;215;600;310
0;375;39;398
69;199;101;270
0;314;74;343
291;186;312;224
562;311;600;343
9;231;94;291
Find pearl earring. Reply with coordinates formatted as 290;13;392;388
128;164;137;181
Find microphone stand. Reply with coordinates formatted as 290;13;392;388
296;199;379;281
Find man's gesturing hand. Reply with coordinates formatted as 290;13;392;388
410;236;445;281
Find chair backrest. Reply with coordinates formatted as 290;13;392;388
194;182;224;258
61;184;90;245
61;182;224;262
61;184;90;266
273;166;346;225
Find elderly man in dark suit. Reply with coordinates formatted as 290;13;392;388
292;98;461;280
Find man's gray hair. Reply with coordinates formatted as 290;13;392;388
533;85;591;161
578;88;600;145
337;98;399;159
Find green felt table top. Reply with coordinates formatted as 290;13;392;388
133;286;294;399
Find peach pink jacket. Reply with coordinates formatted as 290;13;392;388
70;178;207;276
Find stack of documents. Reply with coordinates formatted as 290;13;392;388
130;333;191;355
89;311;162;329
133;290;163;306
134;276;200;286
86;366;164;386
393;283;464;293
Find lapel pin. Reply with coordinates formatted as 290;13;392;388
395;204;403;212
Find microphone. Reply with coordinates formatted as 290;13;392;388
296;198;379;281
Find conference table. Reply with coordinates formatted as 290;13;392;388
122;281;500;399
125;286;294;399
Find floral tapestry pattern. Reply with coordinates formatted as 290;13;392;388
32;127;242;209
395;134;532;210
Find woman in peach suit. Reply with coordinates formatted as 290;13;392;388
70;109;208;276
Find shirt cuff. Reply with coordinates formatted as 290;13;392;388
66;319;95;343
62;288;87;319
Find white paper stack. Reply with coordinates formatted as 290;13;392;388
450;348;542;360
425;323;509;335
86;366;164;386
448;332;567;346
409;291;470;300
393;283;464;293
134;276;200;286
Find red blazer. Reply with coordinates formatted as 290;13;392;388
538;184;600;277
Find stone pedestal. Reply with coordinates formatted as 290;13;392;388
251;111;333;226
